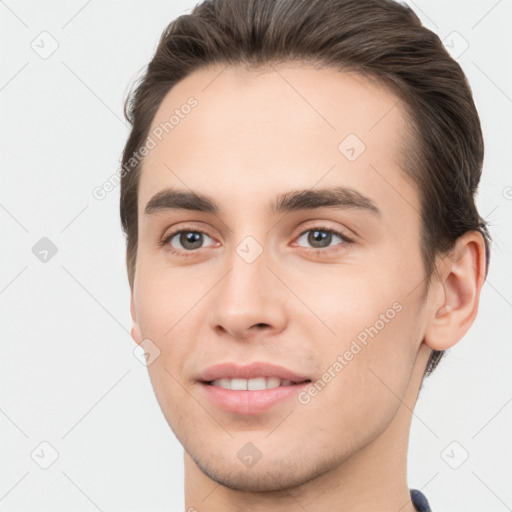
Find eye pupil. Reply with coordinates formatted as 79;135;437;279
309;230;331;248
180;231;203;250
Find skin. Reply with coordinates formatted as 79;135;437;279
129;63;486;511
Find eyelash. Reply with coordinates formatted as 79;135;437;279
159;224;354;258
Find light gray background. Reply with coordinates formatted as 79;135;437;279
1;1;511;511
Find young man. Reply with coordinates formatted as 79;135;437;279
120;0;490;509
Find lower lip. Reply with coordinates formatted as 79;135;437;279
199;381;310;415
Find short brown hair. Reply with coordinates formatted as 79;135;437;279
120;0;491;377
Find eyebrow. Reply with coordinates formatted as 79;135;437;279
144;186;382;218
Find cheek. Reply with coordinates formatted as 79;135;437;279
301;303;419;447
304;261;422;393
301;268;403;339
134;256;185;335
133;281;192;412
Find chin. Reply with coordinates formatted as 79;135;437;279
189;448;336;493
198;463;308;492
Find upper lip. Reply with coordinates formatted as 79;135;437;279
197;362;311;383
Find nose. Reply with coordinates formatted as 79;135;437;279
207;241;289;341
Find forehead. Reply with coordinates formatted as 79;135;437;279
138;63;418;221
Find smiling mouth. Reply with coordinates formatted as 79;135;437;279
204;377;311;390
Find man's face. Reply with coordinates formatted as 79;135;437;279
131;63;432;491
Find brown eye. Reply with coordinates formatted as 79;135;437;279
164;230;214;252
296;228;349;250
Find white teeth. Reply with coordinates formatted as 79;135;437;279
266;377;281;389
231;378;247;391
218;378;231;389
210;377;295;390
247;377;266;390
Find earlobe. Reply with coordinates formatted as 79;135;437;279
130;293;143;345
424;231;486;351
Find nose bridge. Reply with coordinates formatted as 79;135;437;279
207;232;287;337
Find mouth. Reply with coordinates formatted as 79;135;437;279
203;377;311;390
197;362;312;415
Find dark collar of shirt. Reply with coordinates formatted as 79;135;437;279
410;489;432;512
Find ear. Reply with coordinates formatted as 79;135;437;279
424;231;487;351
130;292;143;345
